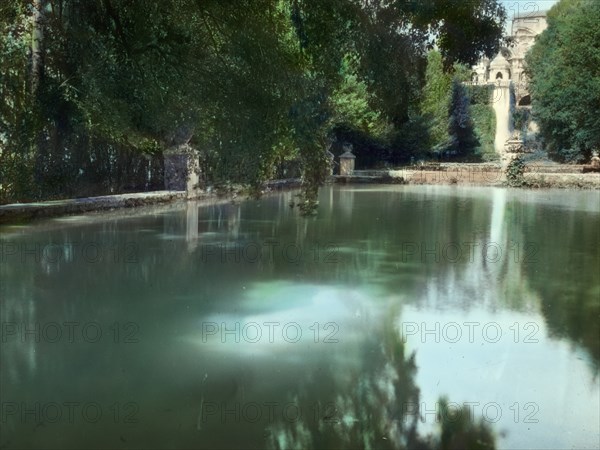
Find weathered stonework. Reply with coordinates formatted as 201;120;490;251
582;153;600;173
470;11;548;157
502;133;527;169
164;153;187;191
164;144;202;198
471;11;547;105
339;145;356;176
326;150;335;176
505;137;524;153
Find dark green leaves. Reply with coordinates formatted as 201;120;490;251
527;0;600;162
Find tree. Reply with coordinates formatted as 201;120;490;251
1;0;508;207
405;0;508;69
421;52;493;161
2;0;311;200
421;51;453;152
447;79;480;159
330;55;392;139
526;0;600;162
0;1;38;202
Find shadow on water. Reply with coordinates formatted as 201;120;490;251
265;311;499;450
520;204;600;372
1;185;598;449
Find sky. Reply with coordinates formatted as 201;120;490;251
501;0;559;19
501;0;559;33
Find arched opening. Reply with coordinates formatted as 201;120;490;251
471;72;479;83
518;95;531;106
496;72;503;80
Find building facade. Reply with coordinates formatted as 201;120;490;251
471;11;548;107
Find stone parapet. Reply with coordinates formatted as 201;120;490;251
164;144;203;198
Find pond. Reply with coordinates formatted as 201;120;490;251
1;185;599;449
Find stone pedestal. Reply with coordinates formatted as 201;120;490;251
502;137;528;185
502;137;525;169
504;137;524;153
339;146;356;176
164;144;202;198
582;153;600;173
326;150;335;176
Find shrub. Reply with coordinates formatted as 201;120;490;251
506;156;526;187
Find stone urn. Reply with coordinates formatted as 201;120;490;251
583;151;600;173
339;144;356;176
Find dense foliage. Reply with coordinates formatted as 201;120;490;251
421;51;453;155
1;0;507;207
526;0;600;162
505;155;526;187
469;88;497;160
447;79;479;158
420;51;496;161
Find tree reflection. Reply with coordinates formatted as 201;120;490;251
2;186;597;448
520;206;600;371
266;313;498;450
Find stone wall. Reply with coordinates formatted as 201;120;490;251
164;153;189;191
163;144;202;198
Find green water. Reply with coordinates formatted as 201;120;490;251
1;185;599;449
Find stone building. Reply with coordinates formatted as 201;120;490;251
470;11;547;155
471;11;548;106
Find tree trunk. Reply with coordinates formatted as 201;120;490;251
31;0;46;96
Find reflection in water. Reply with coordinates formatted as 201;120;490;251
0;185;598;449
489;188;506;245
521;201;600;372
266;312;498;450
186;202;199;252
0;269;38;382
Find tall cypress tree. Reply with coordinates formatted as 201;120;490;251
448;79;480;159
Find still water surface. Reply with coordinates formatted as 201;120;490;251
1;185;599;449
